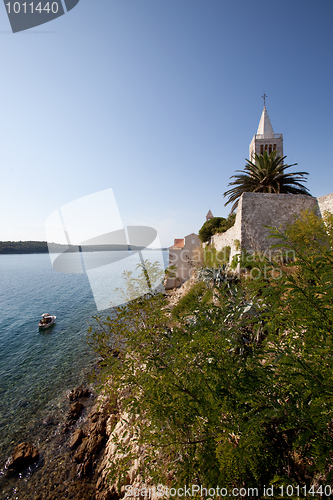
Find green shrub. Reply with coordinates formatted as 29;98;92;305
217;245;231;264
203;245;216;267
88;211;333;491
203;245;231;267
171;281;208;321
199;213;236;243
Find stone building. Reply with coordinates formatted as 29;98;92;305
165;233;200;289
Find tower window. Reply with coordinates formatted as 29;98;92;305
260;145;263;155
269;144;272;154
273;144;276;151
265;144;268;151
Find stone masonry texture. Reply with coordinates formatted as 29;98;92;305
210;192;331;261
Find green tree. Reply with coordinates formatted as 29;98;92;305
224;151;311;213
88;212;333;492
198;213;236;243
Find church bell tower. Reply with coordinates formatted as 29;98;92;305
249;96;283;163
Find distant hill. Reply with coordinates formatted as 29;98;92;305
0;241;163;255
0;241;49;254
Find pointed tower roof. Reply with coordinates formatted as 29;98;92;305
206;210;213;221
257;106;274;137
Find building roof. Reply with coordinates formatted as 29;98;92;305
170;238;185;249
257;106;274;137
206;210;214;222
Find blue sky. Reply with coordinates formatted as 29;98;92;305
1;0;333;247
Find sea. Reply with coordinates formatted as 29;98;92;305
0;250;167;497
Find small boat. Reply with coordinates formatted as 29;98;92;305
38;313;56;329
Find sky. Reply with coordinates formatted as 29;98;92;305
0;0;333;247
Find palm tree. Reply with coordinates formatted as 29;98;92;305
224;151;311;213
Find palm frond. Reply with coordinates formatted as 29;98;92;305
223;151;311;212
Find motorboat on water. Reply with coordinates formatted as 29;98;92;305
38;313;56;329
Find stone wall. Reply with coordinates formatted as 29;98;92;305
208;192;331;262
209;196;242;262
317;193;333;217
239;192;319;254
169;192;333;285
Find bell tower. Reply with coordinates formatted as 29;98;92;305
206;209;213;221
249;96;283;163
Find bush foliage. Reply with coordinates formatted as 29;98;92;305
203;245;231;268
199;214;236;243
88;211;333;494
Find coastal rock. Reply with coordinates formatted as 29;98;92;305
68;401;84;421
106;414;118;436
68;386;91;401
87;432;104;455
70;428;86;449
73;416;106;465
89;409;101;423
71;399;113;479
74;437;89;463
8;442;39;471
74;432;105;477
90;415;107;436
95;484;118;500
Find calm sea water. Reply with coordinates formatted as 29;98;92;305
0;251;167;467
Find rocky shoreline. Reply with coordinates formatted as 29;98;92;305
1;383;118;500
2;284;190;500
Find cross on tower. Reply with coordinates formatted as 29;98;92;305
261;93;267;107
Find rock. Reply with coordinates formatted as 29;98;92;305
106;414;117;436
69;398;114;479
70;428;86;450
8;442;39;471
68;386;91;401
74;432;105;465
95;489;115;500
76;435;105;477
74;437;88;463
89;416;107;437
86;433;104;456
89;410;100;423
68;401;84;421
72;412;106;477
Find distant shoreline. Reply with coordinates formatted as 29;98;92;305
0;241;168;255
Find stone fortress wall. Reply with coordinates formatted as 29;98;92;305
210;192;333;262
209;200;242;262
317;193;333;216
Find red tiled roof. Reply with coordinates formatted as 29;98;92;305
170;238;185;249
